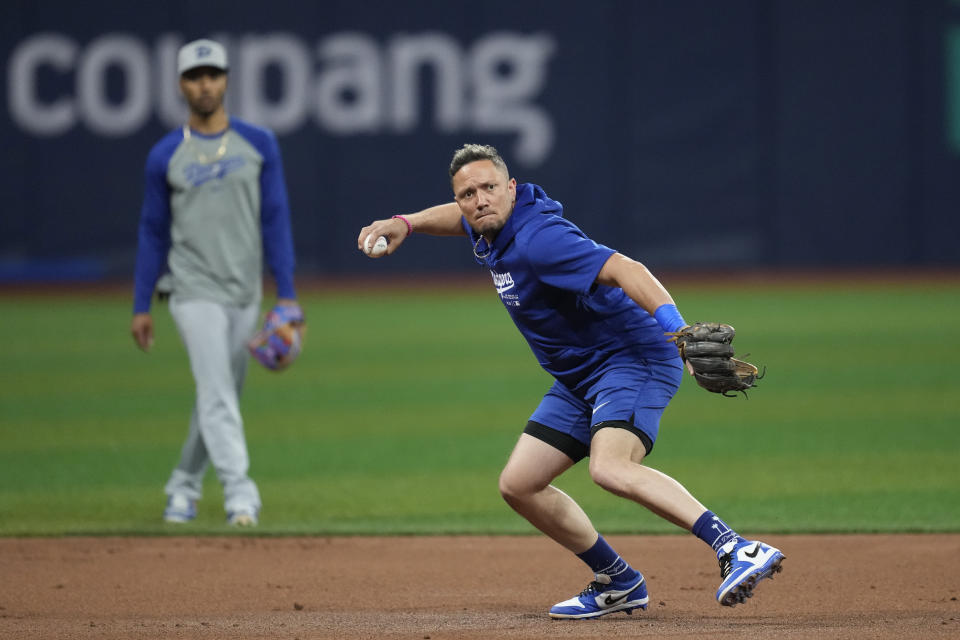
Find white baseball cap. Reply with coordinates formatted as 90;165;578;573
177;39;228;75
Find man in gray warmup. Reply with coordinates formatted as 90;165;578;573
130;38;300;527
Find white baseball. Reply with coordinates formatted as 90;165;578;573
364;234;388;257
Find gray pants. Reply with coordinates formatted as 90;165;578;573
165;297;262;515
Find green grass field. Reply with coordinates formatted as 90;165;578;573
1;277;957;536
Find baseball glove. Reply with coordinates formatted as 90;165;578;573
248;303;306;371
668;322;762;397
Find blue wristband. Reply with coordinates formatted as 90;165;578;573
654;303;686;334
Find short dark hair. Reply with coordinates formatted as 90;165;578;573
449;144;510;182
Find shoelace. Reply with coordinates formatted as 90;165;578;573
578;581;603;597
719;553;733;578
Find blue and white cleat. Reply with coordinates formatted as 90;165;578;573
163;494;197;523
716;539;784;606
549;572;649;619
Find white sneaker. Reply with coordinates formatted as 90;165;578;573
163;494;197;523
227;510;258;527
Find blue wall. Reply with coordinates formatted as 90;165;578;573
2;0;958;281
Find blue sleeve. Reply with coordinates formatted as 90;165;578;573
526;219;615;294
258;131;297;299
132;148;173;314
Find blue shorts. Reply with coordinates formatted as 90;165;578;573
526;356;683;462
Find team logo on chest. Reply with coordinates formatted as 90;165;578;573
184;156;245;187
490;270;520;307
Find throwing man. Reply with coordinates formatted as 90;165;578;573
131;39;300;527
357;144;784;617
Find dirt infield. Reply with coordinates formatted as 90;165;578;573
1;534;958;639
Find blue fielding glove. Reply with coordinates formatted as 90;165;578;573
248;303;306;371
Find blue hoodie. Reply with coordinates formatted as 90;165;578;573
462;183;676;391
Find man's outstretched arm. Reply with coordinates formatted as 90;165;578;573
357;202;466;257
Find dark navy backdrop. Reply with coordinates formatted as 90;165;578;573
2;0;958;281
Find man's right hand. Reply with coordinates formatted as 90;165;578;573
357;216;411;258
131;313;154;351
